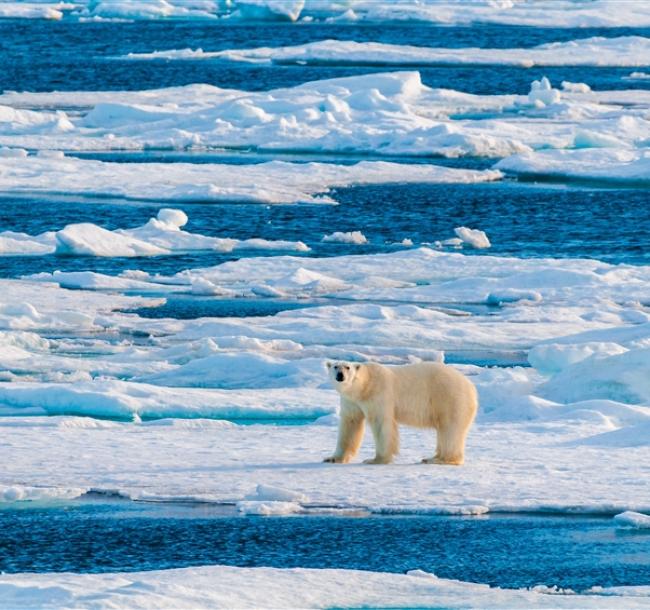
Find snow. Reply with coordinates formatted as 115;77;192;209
0;154;502;204
0;380;334;420
2;565;650;610
540;348;650;406
134;36;650;68
322;230;368;245
0;208;309;256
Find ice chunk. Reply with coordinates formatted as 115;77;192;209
614;511;650;528
56;223;169;257
236;500;302;515
322;231;368;245
528;77;561;107
454;227;491;249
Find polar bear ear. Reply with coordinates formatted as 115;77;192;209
354;363;361;370
326;361;333;369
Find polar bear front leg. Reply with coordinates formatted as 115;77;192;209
364;415;399;464
324;400;365;464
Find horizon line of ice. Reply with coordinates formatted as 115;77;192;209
4;0;650;28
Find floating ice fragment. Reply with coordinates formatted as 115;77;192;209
236;500;303;515
614;511;650;528
322;231;368;245
454;227;491;249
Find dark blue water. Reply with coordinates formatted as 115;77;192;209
2;20;649;95
1;500;649;591
1;182;648;280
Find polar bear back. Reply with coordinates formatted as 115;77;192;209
367;361;477;429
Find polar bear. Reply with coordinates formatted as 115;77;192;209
324;361;478;465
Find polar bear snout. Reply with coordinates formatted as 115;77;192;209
336;371;345;382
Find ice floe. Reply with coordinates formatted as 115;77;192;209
497;149;650;184
1;72;648;159
0;208;309;256
3;564;650;609
614;511;650;528
129;36;650;68
0;154;502;204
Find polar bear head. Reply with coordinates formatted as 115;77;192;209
326;360;363;392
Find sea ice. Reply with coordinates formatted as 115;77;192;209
2;564;650;610
322;231;368;245
0;154;502;204
614;511;650;528
0;208;309;256
136;36;650;68
1;72;647;158
497;148;650;184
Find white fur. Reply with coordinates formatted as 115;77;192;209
324;361;478;465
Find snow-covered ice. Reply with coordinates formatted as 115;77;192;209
497;149;650;184
4;0;650;27
0;246;648;515
130;36;650;68
614;511;650;529
1;70;648;160
3;565;650;609
0;154;502;204
0;208;309;256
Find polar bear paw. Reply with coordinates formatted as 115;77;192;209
323;455;345;463
421;456;464;466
